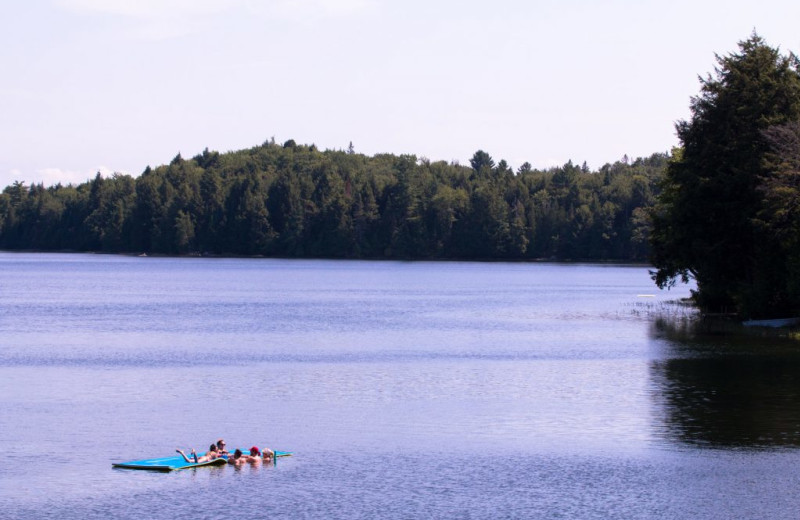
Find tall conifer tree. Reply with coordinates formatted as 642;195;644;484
651;34;800;317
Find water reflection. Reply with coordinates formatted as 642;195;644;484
650;319;800;449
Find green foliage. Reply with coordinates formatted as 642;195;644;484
0;142;667;262
756;121;800;313
651;34;800;318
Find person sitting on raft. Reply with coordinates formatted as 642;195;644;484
176;444;220;464
215;439;229;456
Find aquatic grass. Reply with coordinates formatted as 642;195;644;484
631;297;800;343
625;298;699;322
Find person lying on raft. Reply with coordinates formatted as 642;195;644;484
176;444;220;464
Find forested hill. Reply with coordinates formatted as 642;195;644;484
0;141;667;260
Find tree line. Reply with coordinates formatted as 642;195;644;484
0;143;667;261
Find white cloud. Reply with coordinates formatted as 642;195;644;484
9;166;126;188
34;168;96;186
0;169;25;189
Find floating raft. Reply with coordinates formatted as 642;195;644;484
113;450;293;471
742;317;800;328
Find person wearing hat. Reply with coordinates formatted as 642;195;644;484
243;446;262;464
229;447;268;465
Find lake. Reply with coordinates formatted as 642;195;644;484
2;252;800;519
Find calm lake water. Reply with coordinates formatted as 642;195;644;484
2;252;800;519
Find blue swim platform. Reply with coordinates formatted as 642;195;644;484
112;450;293;471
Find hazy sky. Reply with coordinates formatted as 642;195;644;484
2;0;799;188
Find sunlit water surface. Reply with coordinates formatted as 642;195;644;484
2;253;800;519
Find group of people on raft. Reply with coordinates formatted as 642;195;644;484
176;438;274;466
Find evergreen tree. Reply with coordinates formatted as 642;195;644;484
469;150;495;175
651;34;800;317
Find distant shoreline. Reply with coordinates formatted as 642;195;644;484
0;248;654;266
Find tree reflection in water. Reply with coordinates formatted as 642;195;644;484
649;318;800;449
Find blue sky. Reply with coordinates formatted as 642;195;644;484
2;0;799;188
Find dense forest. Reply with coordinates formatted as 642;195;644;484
0;143;667;261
